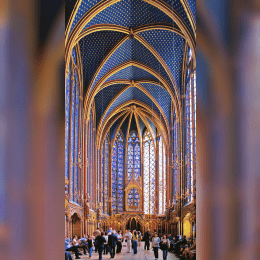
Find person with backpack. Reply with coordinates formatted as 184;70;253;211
160;234;170;260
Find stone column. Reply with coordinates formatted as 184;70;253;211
69;218;72;239
66;216;70;238
81;220;83;237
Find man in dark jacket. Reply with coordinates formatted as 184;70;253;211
95;232;106;260
144;229;151;250
108;230;117;258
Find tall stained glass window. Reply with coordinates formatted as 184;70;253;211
74;69;79;203
173;113;179;198
65;66;71;181
159;135;166;214
185;48;194;203
101;134;109;214
70;69;76;201
127;131;141;180
87;110;94;208
143;130;155;214
66;50;81;204
111;131;124;213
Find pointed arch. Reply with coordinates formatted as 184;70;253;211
127;130;141;180
111;130;124;213
158;133;166;214
143;129;156;214
101;132;109;214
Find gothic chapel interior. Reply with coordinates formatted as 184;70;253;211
65;0;196;239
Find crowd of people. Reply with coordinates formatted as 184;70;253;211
65;227;196;260
143;229;196;260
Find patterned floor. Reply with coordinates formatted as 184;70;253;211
77;242;180;260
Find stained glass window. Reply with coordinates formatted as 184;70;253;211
127;131;140;180
159;135;166;214
143;130;155;214
87;110;94;208
112;131;124;213
173;113;179;198
66;55;81;204
185;50;195;203
188;48;192;63
185;77;191;203
101;134;109;214
65;66;71;180
70;69;76;201
74;70;79;203
127;188;140;207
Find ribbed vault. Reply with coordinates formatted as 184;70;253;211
65;0;196;237
66;1;196;138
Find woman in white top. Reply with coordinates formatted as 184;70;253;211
72;235;87;255
124;230;132;253
160;234;170;260
103;232;109;255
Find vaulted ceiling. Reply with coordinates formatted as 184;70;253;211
66;0;196;147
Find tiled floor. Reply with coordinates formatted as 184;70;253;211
78;242;180;260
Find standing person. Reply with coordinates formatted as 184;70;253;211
160;234;170;260
132;231;138;254
87;235;94;259
108;230;117;258
94;228;101;252
144;229;151;250
124;229;132;253
152;233;160;259
103;232;108;255
137;231;142;247
116;231;123;253
95;232;106;260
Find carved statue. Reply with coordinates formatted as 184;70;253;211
84;193;90;218
65;177;69;211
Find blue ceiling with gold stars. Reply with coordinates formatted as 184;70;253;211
82;0;173;30
79;30;125;88
91;37;171;93
186;0;196;21
66;0;195;137
105;66;158;83
103;86;162;123
138;29;185;89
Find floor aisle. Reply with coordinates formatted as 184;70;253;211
78;242;180;260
